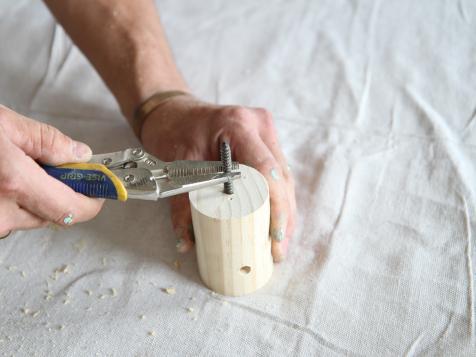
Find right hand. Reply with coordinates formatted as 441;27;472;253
0;105;104;236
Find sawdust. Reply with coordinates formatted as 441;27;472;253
31;311;41;318
73;239;87;252
163;287;176;295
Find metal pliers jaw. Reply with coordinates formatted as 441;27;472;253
89;148;241;200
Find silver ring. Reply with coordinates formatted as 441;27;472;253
0;230;12;239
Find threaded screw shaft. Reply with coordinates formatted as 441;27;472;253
220;141;234;194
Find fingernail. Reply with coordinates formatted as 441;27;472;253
63;213;74;225
73;141;92;160
270;168;281;181
174;227;191;253
271;227;285;242
176;238;184;250
176;238;190;253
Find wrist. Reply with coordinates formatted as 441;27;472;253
139;95;213;155
132;90;192;139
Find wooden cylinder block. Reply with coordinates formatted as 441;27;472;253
189;164;272;296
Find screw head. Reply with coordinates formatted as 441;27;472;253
131;148;143;156
124;174;135;183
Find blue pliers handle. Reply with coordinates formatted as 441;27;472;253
42;163;128;201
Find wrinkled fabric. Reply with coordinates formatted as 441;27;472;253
1;0;475;355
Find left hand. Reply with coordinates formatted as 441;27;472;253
140;95;296;262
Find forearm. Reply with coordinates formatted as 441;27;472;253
44;0;189;121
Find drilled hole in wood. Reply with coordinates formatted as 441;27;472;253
240;266;251;274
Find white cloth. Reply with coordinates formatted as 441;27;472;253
1;0;475;355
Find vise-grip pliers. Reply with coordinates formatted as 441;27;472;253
42;147;240;201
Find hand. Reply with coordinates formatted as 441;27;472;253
0;105;104;235
140;96;296;262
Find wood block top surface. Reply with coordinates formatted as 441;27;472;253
189;164;268;219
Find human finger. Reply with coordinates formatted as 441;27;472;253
0;105;92;165
169;194;194;253
0;200;48;233
233;134;290;262
12;153;104;226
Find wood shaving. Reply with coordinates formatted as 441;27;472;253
31;311;41;318
55;265;70;274
110;288;117;297
186;307;194;313
50;264;70;281
63;299;70;305
85;289;93;296
21;308;30;315
164;287;176;295
140;315;146;320
7;265;17;272
99;295;107;299
148;330;156;337
101;257;107;266
58;325;65;331
20;271;27;278
73;239;86;252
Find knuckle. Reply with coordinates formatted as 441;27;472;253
38;123;70;158
225;106;251;120
256;156;276;171
257;107;274;125
0;175;21;196
216;106;261;137
225;106;255;127
39;123;57;152
0;105;11;129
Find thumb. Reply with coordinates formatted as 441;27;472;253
0;105;92;165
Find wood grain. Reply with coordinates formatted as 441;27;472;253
189;164;272;296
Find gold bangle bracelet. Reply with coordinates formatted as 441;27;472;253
132;90;190;138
